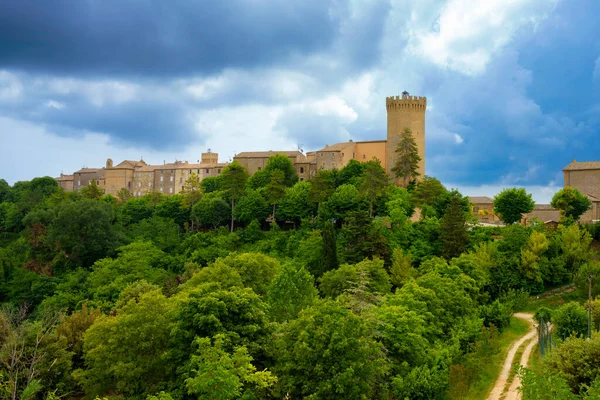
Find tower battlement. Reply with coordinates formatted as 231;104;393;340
386;95;427;111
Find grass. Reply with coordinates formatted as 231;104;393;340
463;316;530;400
521;290;582;313
527;343;543;374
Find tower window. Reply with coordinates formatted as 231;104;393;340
300;167;304;173
363;154;366;159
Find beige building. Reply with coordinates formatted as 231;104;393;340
104;159;147;196
73;168;104;191
56;174;74;191
523;204;561;226
563;160;600;222
468;196;499;223
235;93;427;180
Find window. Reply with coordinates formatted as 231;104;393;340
78;180;81;186
300;167;304;173
160;176;163;182
257;167;261;171
170;176;173;182
180;177;183;183
182;186;184;191
138;182;141;187
473;206;480;213
332;162;336;168
160;188;163;193
96;180;99;185
169;187;173;194
362;154;366;159
170;170;174;174
352;152;355;158
137;191;141;196
148;172;152;177
218;169;221;173
197;169;200;174
148;182;152;187
300;178;304;181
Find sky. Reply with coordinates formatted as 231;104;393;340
0;0;599;203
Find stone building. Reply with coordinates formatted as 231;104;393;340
55;174;74;191
235;93;427;180
73;168;104;191
386;92;427;177
523;204;561;225
563;160;600;222
468;196;499;223
104;159;147;196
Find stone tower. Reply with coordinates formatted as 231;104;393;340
385;92;427;179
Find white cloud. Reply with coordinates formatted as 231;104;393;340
407;0;558;75
43;78;140;106
0;70;22;102
453;133;463;144
45;100;65;110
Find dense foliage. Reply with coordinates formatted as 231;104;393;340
0;160;596;399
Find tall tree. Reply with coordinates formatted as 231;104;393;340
391;127;421;187
181;173;203;208
575;261;600;339
439;195;468;260
551;187;592;222
360;158;390;217
265;170;286;221
80;180;104;200
321;220;339;275
493;188;535;225
308;169;337;208
221;161;249;232
411;176;446;208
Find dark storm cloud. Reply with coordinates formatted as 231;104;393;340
0;0;340;77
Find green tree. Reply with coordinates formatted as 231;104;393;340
184;335;276;400
181;172;203;210
266;262;318;322
308;169;337;207
321;220;339;275
551;187;592;222
221;161;249;232
263;154;299;187
520;231;549;284
389;248;414;287
341;210;389;264
518;367;576;400
78;289;176;399
337;159;365;185
47;199;116;268
192;192;231;229
116;187;132;204
493;188;535;224
319;258;391;299
201;176;224;193
319;184;364;222
80;180;104;200
392;127;421;187
218;253;280;296
233;189;270;226
275;301;390;399
0;179;10;203
553;301;587;339
265;170;286;221
411;176;446;208
576;261;600;338
361;158;390;217
439;195;468;260
278;181;317;226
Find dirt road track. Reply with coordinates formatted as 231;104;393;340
486;313;536;400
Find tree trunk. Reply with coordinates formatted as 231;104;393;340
231;198;235;233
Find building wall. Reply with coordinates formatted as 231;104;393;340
73;170;104;191
353;141;387;169
104;168;135;196
523;207;561;225
386;94;427;179
315;151;344;170
154;168;177;195
471;203;498;222
131;170;155;197
564;169;600;200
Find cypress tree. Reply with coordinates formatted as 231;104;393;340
440;195;468;260
321;220;339;275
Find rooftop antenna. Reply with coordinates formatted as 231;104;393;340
297;144;304;154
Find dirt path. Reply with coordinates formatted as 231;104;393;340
486;313;536;400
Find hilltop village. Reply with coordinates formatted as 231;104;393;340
54;93;600;224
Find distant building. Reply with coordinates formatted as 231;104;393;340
55;174;74;191
468;196;499;223
73;168;104;191
563;160;600;222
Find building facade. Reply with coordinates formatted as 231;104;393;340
563;160;600;222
